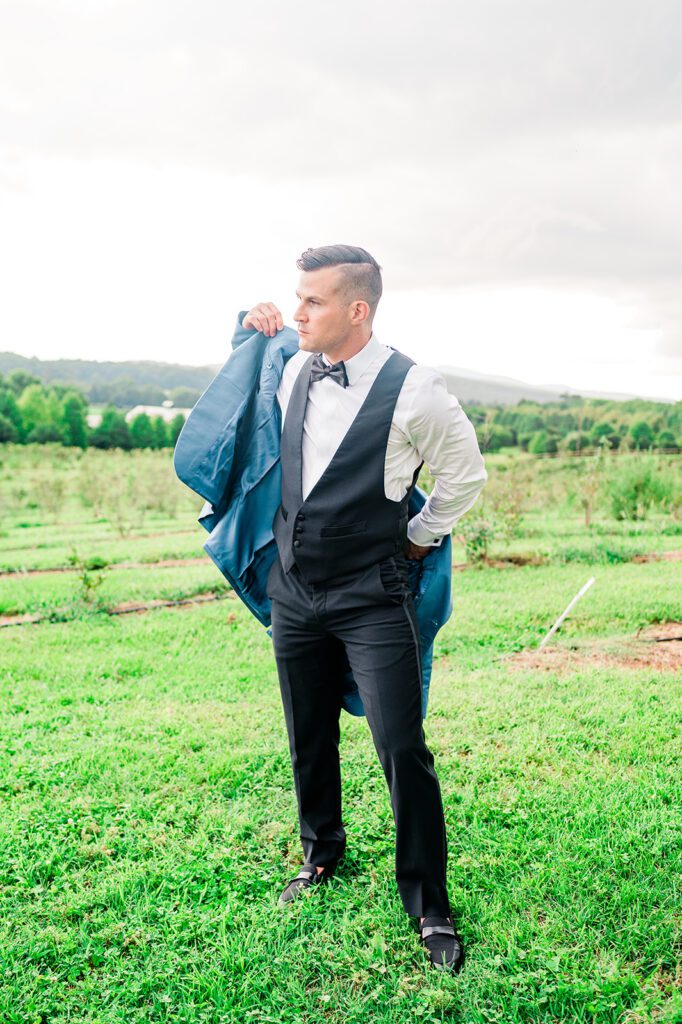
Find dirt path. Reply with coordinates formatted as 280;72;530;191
508;622;682;673
0;556;210;577
0;590;235;628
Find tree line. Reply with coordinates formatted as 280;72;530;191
0;370;185;449
1;366;679;453
467;395;681;453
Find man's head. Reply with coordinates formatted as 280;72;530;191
293;244;382;358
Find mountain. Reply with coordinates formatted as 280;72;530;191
436;367;674;405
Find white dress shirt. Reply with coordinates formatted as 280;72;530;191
276;333;488;546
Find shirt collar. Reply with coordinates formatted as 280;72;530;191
322;332;382;387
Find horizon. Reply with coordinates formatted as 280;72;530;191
1;345;675;406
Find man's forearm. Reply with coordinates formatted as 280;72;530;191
407;472;488;546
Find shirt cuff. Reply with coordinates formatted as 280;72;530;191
407;518;445;548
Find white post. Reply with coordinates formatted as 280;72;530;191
539;577;596;650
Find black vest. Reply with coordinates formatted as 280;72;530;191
273;349;421;584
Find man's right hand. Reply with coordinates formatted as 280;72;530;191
242;302;284;337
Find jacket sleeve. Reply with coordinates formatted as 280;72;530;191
172;317;270;508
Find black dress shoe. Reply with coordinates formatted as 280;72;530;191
278;863;332;905
418;916;465;972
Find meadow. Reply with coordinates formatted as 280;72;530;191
0;443;680;1024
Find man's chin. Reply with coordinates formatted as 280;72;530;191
298;334;317;351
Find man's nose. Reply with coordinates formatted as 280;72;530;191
294;304;306;323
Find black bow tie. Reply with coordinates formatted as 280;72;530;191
309;353;349;388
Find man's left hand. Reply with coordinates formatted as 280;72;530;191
404;540;432;561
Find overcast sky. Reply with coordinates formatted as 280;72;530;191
1;0;681;399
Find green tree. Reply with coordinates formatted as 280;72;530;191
152;416;169;448
654;429;677;450
18;384;50;439
25;421;66;443
130;413;156;449
60;391;88;448
90;407;132;450
0;412;18;442
0;388;23;437
630;420;654;449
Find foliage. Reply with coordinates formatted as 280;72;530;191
608;456;675;520
90;406;133;450
630;419;655;449
528;430;557;455
0;412;18;443
459;516;496;563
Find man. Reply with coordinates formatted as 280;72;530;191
242;244;487;973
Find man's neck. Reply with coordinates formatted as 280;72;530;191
322;329;372;364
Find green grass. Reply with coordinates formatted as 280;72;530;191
0;446;680;1022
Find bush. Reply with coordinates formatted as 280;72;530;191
556;543;644;565
460;517;495;563
608;458;674;520
528;430;558;455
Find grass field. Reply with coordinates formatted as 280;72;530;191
0;445;680;1023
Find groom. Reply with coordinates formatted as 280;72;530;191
242;245;487;972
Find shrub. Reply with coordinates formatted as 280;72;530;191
608;458;674;520
460;517;495;563
528;430;558;455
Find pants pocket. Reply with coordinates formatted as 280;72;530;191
378;556;409;604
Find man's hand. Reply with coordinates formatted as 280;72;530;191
404;540;432;561
242;302;284;337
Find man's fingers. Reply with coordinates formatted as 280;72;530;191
244;302;284;337
262;302;283;336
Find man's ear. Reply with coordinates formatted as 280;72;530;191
349;300;371;326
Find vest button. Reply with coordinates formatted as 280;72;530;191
296;514;305;522
293;540;301;548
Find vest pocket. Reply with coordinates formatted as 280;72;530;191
319;520;367;538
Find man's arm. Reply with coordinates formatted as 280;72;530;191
402;367;488;558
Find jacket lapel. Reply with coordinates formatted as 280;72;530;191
280;354;314;509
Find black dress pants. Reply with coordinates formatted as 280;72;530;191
267;552;450;919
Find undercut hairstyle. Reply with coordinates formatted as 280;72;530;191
296;244;383;317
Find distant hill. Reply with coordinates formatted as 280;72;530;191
0;351;218;391
436;367;674;406
0;350;674;407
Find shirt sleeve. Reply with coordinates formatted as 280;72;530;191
402;368;488;547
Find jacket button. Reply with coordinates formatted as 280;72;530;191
293;540;301;548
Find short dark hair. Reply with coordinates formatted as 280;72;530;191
296;244;383;317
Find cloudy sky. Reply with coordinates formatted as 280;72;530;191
1;0;681;399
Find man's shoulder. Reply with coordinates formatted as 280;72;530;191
401;360;453;395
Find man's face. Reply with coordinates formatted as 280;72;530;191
293;267;352;354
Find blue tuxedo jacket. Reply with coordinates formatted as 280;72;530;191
173;313;453;718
